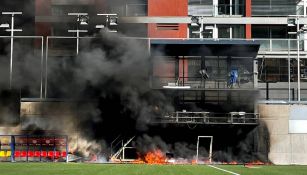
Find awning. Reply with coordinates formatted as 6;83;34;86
150;39;260;58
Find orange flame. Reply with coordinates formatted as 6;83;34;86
132;150;167;164
245;160;265;166
144;149;167;164
222;161;238;165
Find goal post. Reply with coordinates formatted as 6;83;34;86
196;136;213;164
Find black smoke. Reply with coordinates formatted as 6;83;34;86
0;28;270;162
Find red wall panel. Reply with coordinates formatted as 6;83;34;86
35;0;51;37
148;0;188;38
148;0;188;17
149;0;188;80
153;61;175;77
35;0;51;16
245;0;252;39
179;59;188;82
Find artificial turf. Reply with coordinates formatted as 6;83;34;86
0;163;307;175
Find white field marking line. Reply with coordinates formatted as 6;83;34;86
207;165;241;175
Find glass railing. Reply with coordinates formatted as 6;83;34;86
252;5;298;16
125;4;147;16
188;4;245;16
253;39;304;52
189;4;303;17
217;4;245;16
188;5;214;16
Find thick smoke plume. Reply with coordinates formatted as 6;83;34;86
0;29;269;163
0;30;174;157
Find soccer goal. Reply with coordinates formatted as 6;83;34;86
196;136;213;163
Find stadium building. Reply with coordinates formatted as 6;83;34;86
0;0;307;165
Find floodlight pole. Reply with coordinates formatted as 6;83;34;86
297;17;301;102
68;29;88;55
2;12;22;89
288;39;291;102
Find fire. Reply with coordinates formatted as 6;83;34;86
222;161;238;165
133;149;167;164
132;153;145;164
144;149;167;164
228;161;238;165
245;160;265;166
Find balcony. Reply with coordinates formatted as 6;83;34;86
188;4;245;16
157;111;259;125
189;4;302;17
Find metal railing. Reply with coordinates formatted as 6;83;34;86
159;111;259;125
152;76;254;90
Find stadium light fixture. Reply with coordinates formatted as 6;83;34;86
0;23;9;28
96;14;118;32
191;16;200;27
68;13;89;55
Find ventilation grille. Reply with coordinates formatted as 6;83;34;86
156;23;179;30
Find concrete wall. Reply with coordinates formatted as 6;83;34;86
259;104;307;165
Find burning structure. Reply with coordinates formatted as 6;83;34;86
0;0;307;165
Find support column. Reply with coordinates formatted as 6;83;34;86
304;0;306;17
10;136;15;162
213;0;218;16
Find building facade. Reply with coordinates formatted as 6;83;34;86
31;0;307;101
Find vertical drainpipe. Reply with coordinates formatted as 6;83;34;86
10;136;15;162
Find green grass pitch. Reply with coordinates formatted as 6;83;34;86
0;163;307;175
